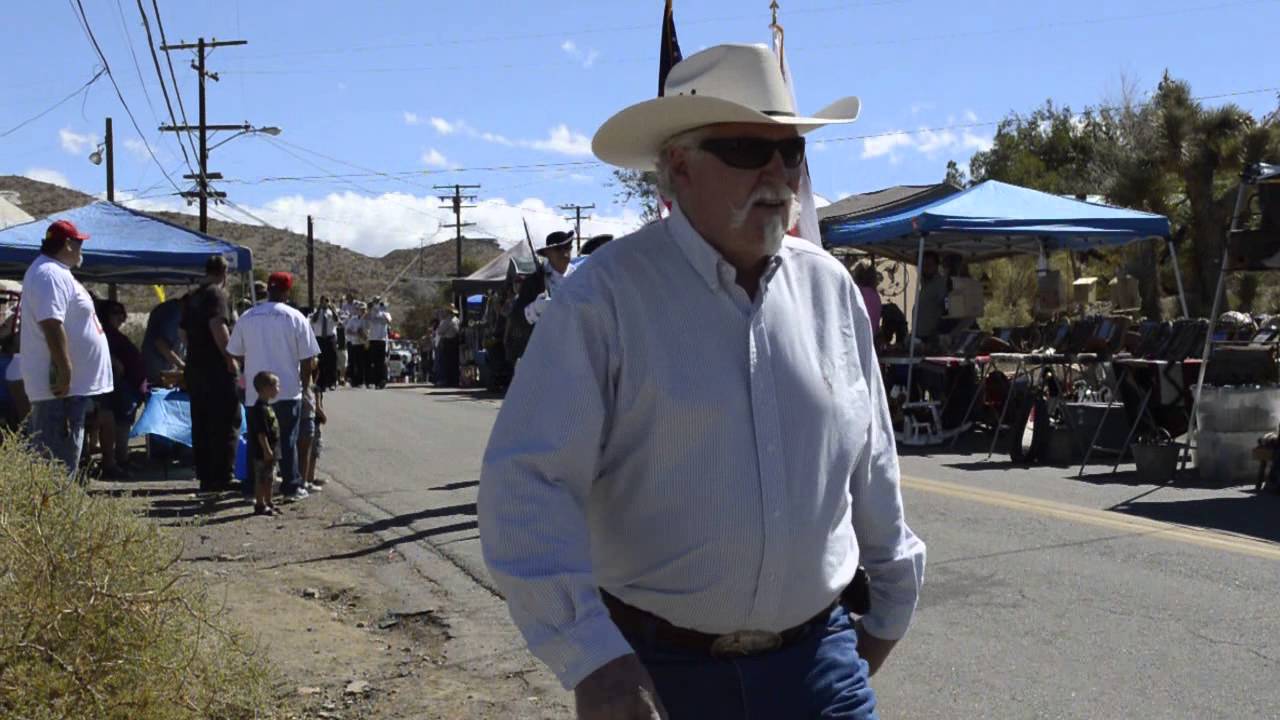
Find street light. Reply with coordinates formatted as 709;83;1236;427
88;144;104;166
207;125;283;152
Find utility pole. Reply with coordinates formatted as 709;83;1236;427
434;184;480;278
158;37;248;233
560;203;595;252
104;117;114;202
306;215;316;308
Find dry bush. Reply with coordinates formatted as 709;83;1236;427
0;433;273;719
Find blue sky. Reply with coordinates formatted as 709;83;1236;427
2;0;1278;256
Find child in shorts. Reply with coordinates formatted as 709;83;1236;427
246;371;281;516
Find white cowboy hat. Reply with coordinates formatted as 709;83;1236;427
592;43;860;171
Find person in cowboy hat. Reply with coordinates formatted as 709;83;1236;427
517;229;576;327
479;43;924;719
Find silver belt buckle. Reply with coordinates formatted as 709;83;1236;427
710;630;783;658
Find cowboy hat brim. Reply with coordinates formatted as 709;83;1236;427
592;94;860;171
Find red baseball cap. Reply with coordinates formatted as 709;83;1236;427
267;271;293;291
46;219;89;243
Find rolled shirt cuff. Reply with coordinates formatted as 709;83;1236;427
530;611;635;690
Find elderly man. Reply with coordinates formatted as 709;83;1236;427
20;220;112;479
227;272;320;501
479;44;925;719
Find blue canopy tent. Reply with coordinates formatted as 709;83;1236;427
823;179;1173;262
822;180;1180;442
0;201;253;284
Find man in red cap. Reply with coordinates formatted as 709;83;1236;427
20;220;113;480
227;271;321;501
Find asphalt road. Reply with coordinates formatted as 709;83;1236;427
320;385;1280;719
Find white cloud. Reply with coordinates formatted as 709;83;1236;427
403;111;422;126
861;132;913;159
560;38;599;69
529;125;592;157
429;117;593;157
123;138;152;161
24;168;72;188
59;128;97;155
420;148;450;168
860;114;994;162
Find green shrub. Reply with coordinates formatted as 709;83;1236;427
0;433;272;719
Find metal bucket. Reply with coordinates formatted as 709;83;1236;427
1133;444;1179;484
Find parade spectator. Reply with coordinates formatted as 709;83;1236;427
479;44;923;717
310;295;340;391
299;383;326;490
96;300;144;477
915;250;947;346
364;298;391;389
142;292;186;388
180;256;239;492
246;370;281;517
20;220;112;480
435;307;461;387
4;344;28;429
227;272;320;501
853;261;882;335
344;302;366;387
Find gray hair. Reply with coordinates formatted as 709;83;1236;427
654;126;710;200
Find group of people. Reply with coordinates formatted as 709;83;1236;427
333;294;393;389
4;226;334;514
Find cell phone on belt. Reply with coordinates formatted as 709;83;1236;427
841;566;871;616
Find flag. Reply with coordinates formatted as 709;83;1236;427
771;16;822;246
658;0;683;97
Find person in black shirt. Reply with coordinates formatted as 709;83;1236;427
180;256;240;492
247;370;280;516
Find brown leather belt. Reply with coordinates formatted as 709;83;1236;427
601;591;835;658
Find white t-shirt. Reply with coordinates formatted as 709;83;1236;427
4;353;20;383
365;308;391;341
310;307;338;338
226;301;321;406
19;255;113;402
343;315;364;342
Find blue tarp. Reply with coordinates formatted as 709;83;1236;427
0;201;253;284
822;180;1170;261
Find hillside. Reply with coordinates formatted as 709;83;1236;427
0;176;502;312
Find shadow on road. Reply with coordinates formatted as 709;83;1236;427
356;502;477;534
283;520;480;566
1111;493;1280;544
430;480;479;492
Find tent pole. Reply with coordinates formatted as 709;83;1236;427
904;233;926;404
1167;237;1189;319
1188;181;1250;453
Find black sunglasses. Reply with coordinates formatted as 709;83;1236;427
698;136;806;170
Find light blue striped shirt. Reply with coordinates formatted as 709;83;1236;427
479;205;926;689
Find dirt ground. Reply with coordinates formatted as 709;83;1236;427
93;452;566;720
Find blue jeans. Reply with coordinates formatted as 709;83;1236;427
27;396;93;481
623;606;878;719
270;399;303;495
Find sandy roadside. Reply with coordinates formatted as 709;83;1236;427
93;457;571;720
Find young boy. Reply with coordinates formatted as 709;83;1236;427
246;371;281;516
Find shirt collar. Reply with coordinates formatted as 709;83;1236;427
666;202;787;295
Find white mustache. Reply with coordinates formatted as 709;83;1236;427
729;184;795;229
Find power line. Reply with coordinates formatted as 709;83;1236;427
112;0;158;122
134;0;195;174
67;0;182;193
0;67;105;139
234;0;910;62
149;0;202;167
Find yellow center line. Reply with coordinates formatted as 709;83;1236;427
901;474;1280;562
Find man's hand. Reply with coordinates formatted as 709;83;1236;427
50;362;71;398
263;450;275;465
574;654;666;720
854;622;898;677
225;354;239;375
